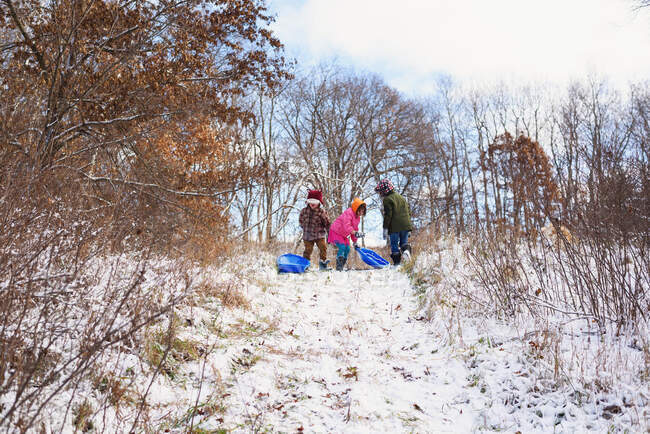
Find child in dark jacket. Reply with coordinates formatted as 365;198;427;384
299;190;331;270
375;179;413;265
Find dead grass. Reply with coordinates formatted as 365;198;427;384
173;395;228;431
195;280;250;310
92;372;136;410
143;325;203;379
223;317;279;339
72;400;94;433
642;337;650;383
0;164;195;432
229;349;262;374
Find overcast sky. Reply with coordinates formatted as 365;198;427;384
267;0;650;95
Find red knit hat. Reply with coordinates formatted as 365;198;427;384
374;179;394;196
307;189;324;205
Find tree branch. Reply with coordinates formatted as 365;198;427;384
3;0;46;70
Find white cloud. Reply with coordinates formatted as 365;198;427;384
269;0;650;93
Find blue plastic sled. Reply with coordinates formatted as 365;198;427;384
355;247;390;269
277;254;310;273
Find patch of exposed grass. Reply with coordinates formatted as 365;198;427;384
337;366;359;381
200;315;224;337
92;372;136;409
224;316;279;340
72;399;94;433
641;341;650;382
144;327;203;379
174;398;228;431
7;346;64;387
186;429;227;434
400;256;417;275
397;411;420;426
230;349;261;374
196;280;251;310
467;373;480;387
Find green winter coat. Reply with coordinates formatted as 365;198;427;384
382;191;413;233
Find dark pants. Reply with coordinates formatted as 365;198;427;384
303;238;327;262
389;230;410;254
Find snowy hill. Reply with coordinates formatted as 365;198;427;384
148;247;646;433
3;242;648;432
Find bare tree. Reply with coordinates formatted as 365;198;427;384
279;65;393;213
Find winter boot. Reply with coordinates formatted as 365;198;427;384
336;256;347;271
390;252;402;266
400;244;412;262
319;259;331;271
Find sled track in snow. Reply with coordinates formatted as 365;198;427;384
215;267;480;432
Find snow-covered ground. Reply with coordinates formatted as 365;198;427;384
133;245;649;433
202;261;479;432
6;240;647;432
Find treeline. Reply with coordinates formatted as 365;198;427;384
2;0;646;249
234;65;649;247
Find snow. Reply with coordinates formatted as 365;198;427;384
214;266;478;432
4;241;648;432
134;246;648;432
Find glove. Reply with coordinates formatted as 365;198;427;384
353;242;359;249
354;232;365;238
382;229;389;240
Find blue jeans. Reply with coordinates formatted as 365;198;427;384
334;242;351;259
389;231;410;254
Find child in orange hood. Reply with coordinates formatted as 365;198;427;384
327;198;366;271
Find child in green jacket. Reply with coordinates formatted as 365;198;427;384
374;179;413;265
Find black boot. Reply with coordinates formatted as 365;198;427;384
390;252;401;265
319;259;331;271
336;256;347;271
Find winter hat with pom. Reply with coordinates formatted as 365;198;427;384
374;179;394;196
306;189;324;205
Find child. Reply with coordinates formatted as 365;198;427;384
299;189;331;270
374;179;413;265
328;198;366;271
